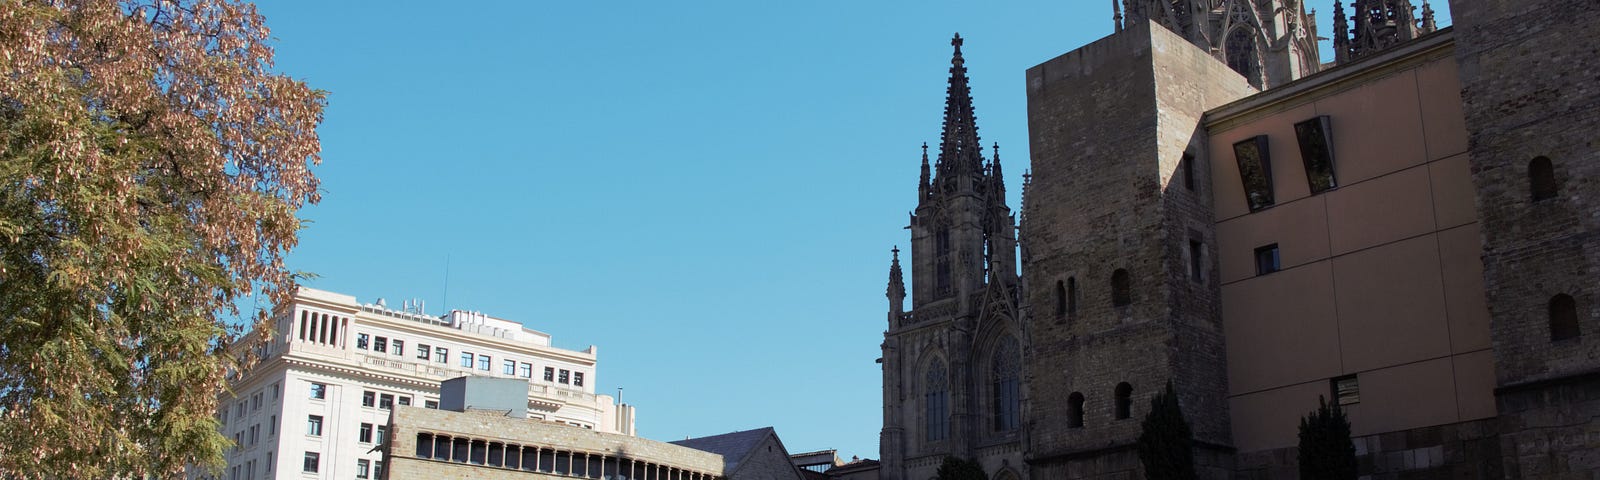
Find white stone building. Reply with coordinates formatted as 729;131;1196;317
210;287;634;480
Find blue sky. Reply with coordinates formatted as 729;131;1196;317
257;1;1449;461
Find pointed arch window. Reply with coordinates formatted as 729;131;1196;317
1551;294;1580;341
925;360;949;442
1067;392;1085;428
991;335;1021;432
1114;382;1133;420
1112;269;1132;307
1226;27;1261;88
1530;156;1557;201
935;227;953;296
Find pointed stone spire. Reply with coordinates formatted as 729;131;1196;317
990;142;1006;199
935;33;984;182
919;142;931;201
1113;0;1124;32
887;246;906;312
1419;0;1437;33
1333;0;1351;63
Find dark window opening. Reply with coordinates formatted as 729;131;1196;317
1114;382;1133;420
1111;269;1132;307
1189;240;1204;282
415;433;433;458
991;335;1021;432
1182;153;1196;191
935;227;953;296
1054;280;1067;316
1551;294;1580;341
302;452;319;473
1255;244;1280;276
1234;135;1275;211
1332;375;1360;405
1294;116;1338;193
1226;27;1260;88
925;360;949;442
1067;392;1085;428
1530;156;1557;201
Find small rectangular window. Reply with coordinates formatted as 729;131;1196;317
391;339;404;356
356;459;370;479
270;383;279;400
373;336;387;353
1182;152;1196;191
309;382;326;400
425;400;439;409
1189;240;1204;282
418;344;431;360
1234;135;1275;211
356;333;369;350
379;393;394;410
435;346;448;363
519;362;533;378
376;425;387;445
559;369;570;384
502;359;516;375
574;372;584;387
460;352;473;368
362;391;375;407
1332;375;1360;405
544;367;555;381
1294;116;1337;194
302;452;319;473
306;415;322;436
375;461;384;479
478;355;491;371
1255;244;1280;276
359;423;373;443
268;415;276;436
398;396;411;406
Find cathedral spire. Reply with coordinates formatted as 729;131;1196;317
1333;0;1350;63
935;33;984;181
1420;0;1437;33
919;142;931;200
1113;0;1124;32
887;246;906;313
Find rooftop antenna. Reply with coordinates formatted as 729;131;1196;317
617;387;624;404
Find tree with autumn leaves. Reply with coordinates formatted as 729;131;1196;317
0;0;323;477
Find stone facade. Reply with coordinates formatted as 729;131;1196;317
1450;0;1600;478
1116;0;1323;89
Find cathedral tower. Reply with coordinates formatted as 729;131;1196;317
881;34;1025;480
1115;0;1322;89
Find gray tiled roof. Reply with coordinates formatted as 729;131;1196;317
670;427;775;473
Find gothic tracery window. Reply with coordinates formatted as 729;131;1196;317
991;335;1021;432
925;359;949;442
935;227;953;295
1225;27;1261;88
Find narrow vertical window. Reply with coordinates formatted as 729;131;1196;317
1067;277;1078;315
416;433;434;458
1530;156;1557;201
991;336;1021;432
1226;27;1260;87
1114;382;1133;420
925;360;949;442
1067;392;1085;428
559;369;570;384
1054;280;1067;316
1182;153;1196;191
1255;244;1281;275
302;452;319;473
574;372;585;387
359;423;373;443
935;227;953;295
1189;240;1204;282
1111;269;1132;307
1294;116;1338;193
544;367;555;381
1234;135;1275;211
1550;294;1580;341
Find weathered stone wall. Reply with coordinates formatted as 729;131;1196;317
1021;20;1253;479
1451;0;1600;478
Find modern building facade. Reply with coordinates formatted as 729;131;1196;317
210;287;634;480
878;0;1596;478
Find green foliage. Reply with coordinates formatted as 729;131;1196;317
935;456;989;480
1137;381;1197;480
1298;396;1358;480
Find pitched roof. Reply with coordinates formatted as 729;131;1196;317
670;427;776;474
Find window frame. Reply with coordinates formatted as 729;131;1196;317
1294;116;1338;194
1254;244;1281;276
305;415;322;437
1233;135;1276;211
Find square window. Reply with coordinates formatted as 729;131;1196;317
309;382;326;400
436;346;448;363
356;333;369;350
574;372;584;387
519;362;532;378
1234;135;1275;211
356;459;370;479
359;423;372;443
302;452;319;473
1254;244;1281;276
478;355;491;371
362;391;375;408
1332;375;1360;405
544;367;555;382
418;343;431;360
373;336;387;353
392;339;404;356
502;359;516;375
460;352;473;368
558;369;570;384
305;415;322;437
379;393;394;410
1294;116;1338;194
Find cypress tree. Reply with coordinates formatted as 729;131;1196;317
935;456;988;480
1137;381;1198;480
1298;396;1358;480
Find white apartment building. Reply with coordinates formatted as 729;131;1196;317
211;287;635;480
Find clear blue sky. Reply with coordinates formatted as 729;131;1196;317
256;1;1449;461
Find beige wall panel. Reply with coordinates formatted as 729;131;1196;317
1333;235;1452;372
1436;223;1492;352
1414;58;1469;162
1215;195;1331;284
1429;154;1478;229
1344;357;1459;437
1208;103;1318;220
1314;70;1427;185
1452;350;1497;421
1325;166;1437;255
1228;381;1329;452
1222;262;1342;394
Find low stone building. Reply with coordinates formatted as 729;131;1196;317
671;428;807;480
